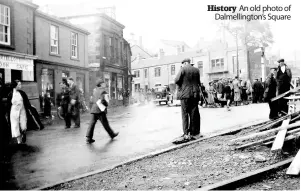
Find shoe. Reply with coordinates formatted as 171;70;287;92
65;126;70;129
111;132;119;139
86;139;95;144
192;134;204;140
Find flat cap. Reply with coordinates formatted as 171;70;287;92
96;79;105;87
182;58;191;64
277;58;284;63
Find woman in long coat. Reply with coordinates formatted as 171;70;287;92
207;82;216;105
7;80;44;144
232;77;241;106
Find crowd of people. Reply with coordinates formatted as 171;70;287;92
199;76;266;110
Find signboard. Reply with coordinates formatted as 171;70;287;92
0;55;34;71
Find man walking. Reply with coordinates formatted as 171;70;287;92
264;68;278;120
67;77;81;128
173;58;202;144
86;79;118;143
252;79;264;104
275;59;292;114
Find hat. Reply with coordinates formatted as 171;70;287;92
277;59;284;63
96;79;105;87
181;58;191;64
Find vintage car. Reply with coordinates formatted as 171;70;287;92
153;85;173;105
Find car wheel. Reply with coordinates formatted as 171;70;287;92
156;94;162;99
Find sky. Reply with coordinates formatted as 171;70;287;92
32;0;300;60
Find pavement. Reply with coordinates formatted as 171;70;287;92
1;103;269;189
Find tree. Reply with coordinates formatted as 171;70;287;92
221;19;274;50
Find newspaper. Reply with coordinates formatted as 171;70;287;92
96;99;106;112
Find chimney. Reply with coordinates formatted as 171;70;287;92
158;49;164;59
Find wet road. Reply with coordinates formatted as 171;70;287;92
1;103;269;189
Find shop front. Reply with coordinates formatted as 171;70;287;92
35;61;89;112
0;52;39;110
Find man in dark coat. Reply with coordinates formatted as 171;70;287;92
275;59;292;114
174;58;202;143
86;79;118;143
67;77;81;128
264;69;278;120
252;79;264;103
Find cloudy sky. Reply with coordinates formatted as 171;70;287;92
33;0;300;60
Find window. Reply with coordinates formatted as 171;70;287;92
197;61;204;77
211;58;224;69
50;25;59;54
211;60;215;68
0;4;10;45
71;32;78;58
155;67;161;77
134;70;140;78
171;65;175;75
144;69;147;78
109;37;113;60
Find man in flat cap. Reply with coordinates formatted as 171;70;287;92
264;68;278;119
86;79;118;143
173;58;202;144
275;59;292;114
67;77;81;128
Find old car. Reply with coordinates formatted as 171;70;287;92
153;85;173;105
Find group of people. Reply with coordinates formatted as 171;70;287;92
173;57;294;144
200;76;266;109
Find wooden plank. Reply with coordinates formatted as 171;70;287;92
271;87;300;102
197;158;294;191
230;122;300;143
263;133;300;146
286;150;301;175
235;128;300;150
271;118;291;151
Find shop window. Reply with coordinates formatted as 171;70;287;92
0;4;10;45
111;73;117;99
76;74;85;94
41;68;55;106
62;72;69;78
117;76;123;100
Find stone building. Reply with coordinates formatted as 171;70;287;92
0;0;39;109
62;12;132;107
34;10;90;110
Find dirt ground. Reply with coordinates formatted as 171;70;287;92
238;168;300;190
48;124;300;190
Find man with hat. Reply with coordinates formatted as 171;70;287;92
275;58;292;114
173;58;202;144
86;79;118;143
264;68;278;119
67;77;81;128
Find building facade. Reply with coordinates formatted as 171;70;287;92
131;50;207;95
62;13;132;107
0;0;39;109
35;10;90;110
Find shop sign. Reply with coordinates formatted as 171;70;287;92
0;55;34;71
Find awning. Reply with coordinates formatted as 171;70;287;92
0;54;34;71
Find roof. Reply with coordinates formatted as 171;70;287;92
131;45;152;59
36;10;90;35
16;0;39;9
161;39;190;48
132;51;206;69
61;13;125;29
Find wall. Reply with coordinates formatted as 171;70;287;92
35;14;88;68
0;0;35;54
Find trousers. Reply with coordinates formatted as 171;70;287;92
86;113;115;139
65;106;80;127
180;98;200;136
268;100;279;119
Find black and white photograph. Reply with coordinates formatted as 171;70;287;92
0;0;300;190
